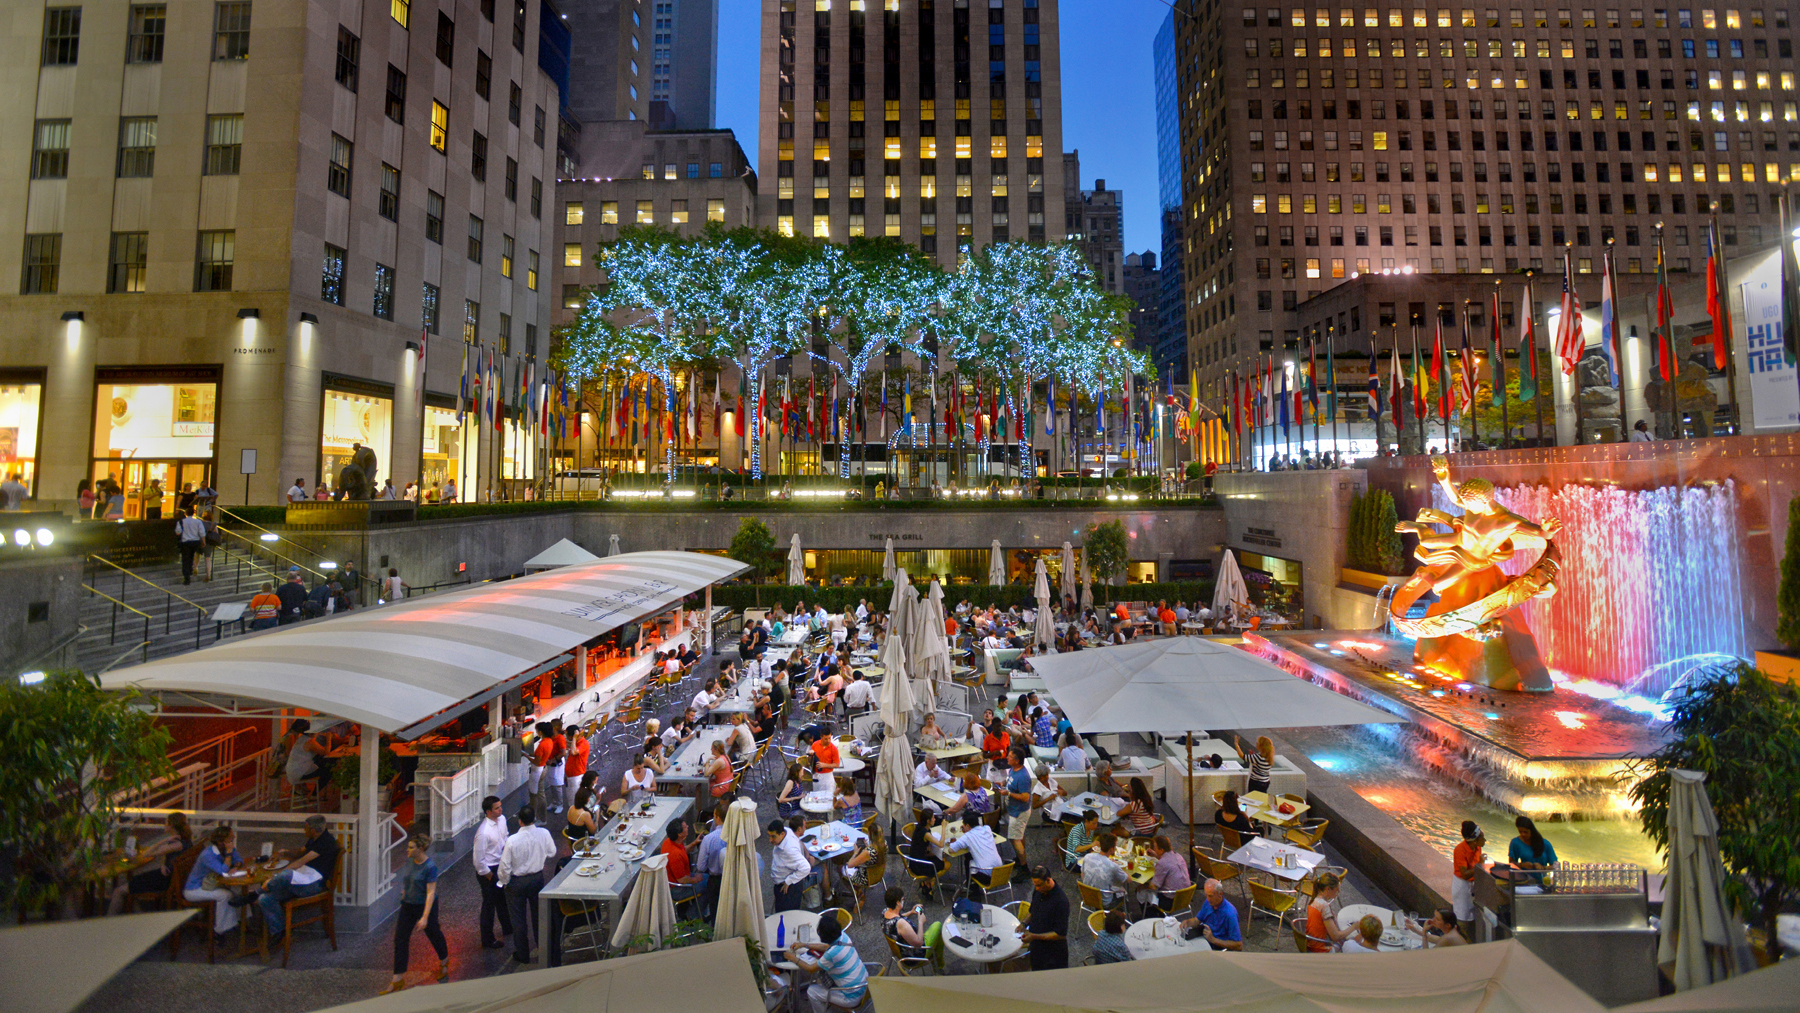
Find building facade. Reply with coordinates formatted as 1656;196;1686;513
560;0;716;129
1123;250;1161;356
1173;3;1795;407
756;0;1064;266
1060;153;1123;292
1153;10;1188;379
0;0;561;509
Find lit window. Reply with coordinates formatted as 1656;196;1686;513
564;243;581;267
429;101;448;152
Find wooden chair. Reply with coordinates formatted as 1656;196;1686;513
262;863;342;967
1248;880;1300;929
166;851;217;964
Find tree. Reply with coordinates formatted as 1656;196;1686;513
1778;497;1800;651
1347;490;1406;575
726;517;778;582
0;670;174;915
1083;520;1130;600
1627;665;1800;957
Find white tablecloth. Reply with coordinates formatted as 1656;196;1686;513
941;906;1022;964
1123;916;1214;959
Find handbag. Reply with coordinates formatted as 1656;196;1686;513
951;898;983;922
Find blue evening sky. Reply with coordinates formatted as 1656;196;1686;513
713;0;1167;255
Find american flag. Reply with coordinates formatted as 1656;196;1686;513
1554;254;1585;374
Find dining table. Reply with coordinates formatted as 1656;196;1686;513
659;725;737;792
1061;791;1125;827
1240;791;1311;835
800;821;869;894
1335;903;1425;951
923;742;983;764
764;910;824;971
1226;837;1324;882
1123;916;1215;959
941;904;1023;969
536;796;693;967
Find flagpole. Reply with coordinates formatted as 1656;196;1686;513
1710;207;1742;435
1526;272;1546;445
1463;302;1482;449
1495;281;1509;448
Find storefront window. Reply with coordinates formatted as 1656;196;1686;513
0;381;43;500
500;415;536;483
1237;550;1304;613
320;388;393;494
421;404;473;501
92;378;217;519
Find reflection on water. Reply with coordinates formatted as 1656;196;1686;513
1284;725;1662;870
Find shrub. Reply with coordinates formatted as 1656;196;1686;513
1346;489;1406;576
1779;498;1800;651
727;517;780;581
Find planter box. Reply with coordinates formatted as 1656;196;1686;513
286;501;417;528
1339;567;1407;590
1754;650;1800;685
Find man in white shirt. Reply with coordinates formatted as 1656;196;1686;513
472;795;514;948
1079;835;1130;907
691;680;719;715
914;754;955;789
854;599;869;622
498;806;556;964
840;671;874;713
286;478;308;503
1629;419;1655;442
981;632;1007;650
1197;605;1215;625
174;508;207;585
943;823;1004;894
768;818;818;912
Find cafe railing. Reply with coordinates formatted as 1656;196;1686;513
115;807;407;908
112;762;208;811
426;762;487;842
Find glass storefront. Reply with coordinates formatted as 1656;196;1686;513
501;415;536;482
0;376;43;500
320;385;393;494
92;372;218;519
421;403;474;502
1237;549;1304;613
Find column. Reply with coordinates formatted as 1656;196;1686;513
358;724;381;902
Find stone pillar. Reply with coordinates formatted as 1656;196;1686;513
358;724;381;902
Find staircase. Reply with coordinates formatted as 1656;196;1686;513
76;547;287;673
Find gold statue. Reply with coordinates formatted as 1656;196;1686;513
1389;456;1562;692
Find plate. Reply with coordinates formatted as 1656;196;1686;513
223;870;249;879
265;859;289;871
615;846;645;862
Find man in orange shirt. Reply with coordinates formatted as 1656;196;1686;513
661;818;703;912
1157;600;1177;636
561;726;590;812
810;731;841;774
248;582;282;630
945;614;959;638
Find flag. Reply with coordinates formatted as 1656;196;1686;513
1324;338;1338;419
1783;192;1800;366
1045;378;1056;435
687;371;697;439
1654;236;1676;381
1367;350;1382;417
1599;247;1622;387
1390;343;1406;432
457;343;469;424
1554;254;1585;374
1432;320;1449;420
1490;290;1507;406
1412;331;1428;419
1703;216;1732;371
1305;336;1320;414
1519;280;1540;400
1277;362;1290;437
1457;312;1477;411
901;375;912;437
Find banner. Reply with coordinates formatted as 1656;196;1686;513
1735;247;1800;431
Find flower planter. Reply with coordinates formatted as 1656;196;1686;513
1753;650;1800;685
1340;567;1407;591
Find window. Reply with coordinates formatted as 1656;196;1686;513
379;164;400;220
504;157;517;200
335;26;359;89
463;300;479;342
31;120;69;180
392;0;409;28
471;132;486;180
468;215;483;262
108;232;148;293
429;101;448;152
373;263;394;320
422;282;439;333
435;12;454;65
21;234;60;294
708;198;726;222
500;235;514;278
564;242;582;267
117;117;156;178
321;243;345;304
194;230;234;291
204;114;242;175
476;50;491;100
638;200;654;224
534;106;545;147
508;82;521;125
565;201;584;225
710;162;724;178
601;201;619;224
529;177;541;217
426;190;444;243
129;5;166;63
41;7;80;66
327;134;352;196
513;0;526;50
385;65;406;122
563;284;584;310
526;250;538;290
213;2;251;60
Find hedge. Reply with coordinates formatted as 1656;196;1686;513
706;580;1219;613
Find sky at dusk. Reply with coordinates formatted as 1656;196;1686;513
714;0;1170;256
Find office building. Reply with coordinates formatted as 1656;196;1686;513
561;0;717;129
756;0;1064;266
1154;11;1189;378
1123;251;1162;356
0;0;561;508
1061;151;1123;291
1173;4;1794;404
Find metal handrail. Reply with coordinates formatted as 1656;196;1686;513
8;622;88;676
212;523;332;585
83;584;150;620
87;553;208;614
83;583;151;662
215;508;380;597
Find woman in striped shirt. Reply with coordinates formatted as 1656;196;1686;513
1119;777;1160;836
1236;735;1275;796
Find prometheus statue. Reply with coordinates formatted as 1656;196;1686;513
1388;456;1561;692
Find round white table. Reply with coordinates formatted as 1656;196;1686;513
940;905;1022;967
834;755;866;775
1123;916;1214;959
763;910;824;970
1336;903;1422;952
800;823;869;860
800;791;836;814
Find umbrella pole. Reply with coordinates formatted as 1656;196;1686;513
1187;731;1196;865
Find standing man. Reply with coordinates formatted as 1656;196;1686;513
768;818;817;912
472;795;513;950
174;507;206;585
497;806;556;964
0;471;26;509
1451;822;1487;930
1001;748;1034;869
287;477;308;503
1018;865;1070;969
257;814;339;946
275;568;309;625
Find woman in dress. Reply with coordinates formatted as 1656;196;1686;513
905;812;946;876
776;761;807;820
704;738;736;799
641;738;671;775
916;713;948;751
620;754;656;806
832;775;863;826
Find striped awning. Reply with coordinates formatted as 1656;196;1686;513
99;551;748;735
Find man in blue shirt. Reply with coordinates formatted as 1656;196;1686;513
788;914;868;1013
1179;878;1244;950
697;802;730;919
1002;748;1034;869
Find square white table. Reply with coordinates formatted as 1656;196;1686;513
1226;836;1324;882
537;796;693;966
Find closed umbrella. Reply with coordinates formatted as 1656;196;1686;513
1213;549;1248;617
608;533;622;556
882;537;896;582
886;566;912;651
921;580;954;691
1033;559;1055;652
714;798;766;948
1079;552;1093;609
902;583;938;715
610;852;678;950
1658;769;1755;990
1060;541;1076;604
874;630;917;830
786;533;805;586
988;539;1005;585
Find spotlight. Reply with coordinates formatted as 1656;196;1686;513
299;312;319;324
260;532;279;542
19;671;45;685
61;310;84;322
34;528;52;547
237;307;261;319
12;529;28;547
320;561;338;569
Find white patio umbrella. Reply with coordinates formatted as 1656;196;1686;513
610;852;678;949
786;533;805;586
607;533;622;556
1060;541;1076;604
920;580;954;691
874;629;918;829
714;798;766;948
902;583;938;714
988;539;1005;585
1657;769;1754;990
882;536;896;582
1213;549;1248;616
886;566;912;651
1033;558;1055;651
1079;552;1093;609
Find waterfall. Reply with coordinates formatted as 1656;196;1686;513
1431;480;1748;687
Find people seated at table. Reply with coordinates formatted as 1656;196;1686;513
563;784;601;848
183;825;246;936
832;776;864;826
690;678;721;716
1179;878;1243;950
906;812;947;876
776;761;809;820
664;710;701;751
981;719;1012;764
704;739;736;799
621;754;656;806
1030;762;1066;824
768;818;819;913
965;708;996;749
1093;910;1134;963
754;697;780;741
1063;809;1104;869
1093;762;1128;800
1406;907;1468;948
1304;871;1353;951
943;820;1003;898
1118;778;1160;836
726;713;757;764
1507;815;1558;872
880;886;939;961
1214;790;1259;841
787;911;869;1013
1147;835;1191;911
1079;833;1131;907
108;811;194;915
1340;914;1386;953
916;713;948;751
809;729;842;775
1030;707;1056;748
661;818;704;909
914;753;956;790
641;738;671;775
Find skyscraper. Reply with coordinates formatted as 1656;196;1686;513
1153;10;1189;378
1062;152;1124;292
563;0;718;129
1173;4;1793;403
757;0;1065;265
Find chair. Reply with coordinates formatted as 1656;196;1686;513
1248;880;1300;929
1284;819;1329;850
1161;883;1198;920
1291;915;1337;952
262;864;342;967
1077;883;1112;932
1086;910;1108;937
823;906;853;931
1218;825;1246;852
902;853;941;901
1193;847;1246;906
852;849;886;914
1127;815;1164;838
978;862;1017;906
166;851;217;964
557;898;608;962
883;934;933;976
